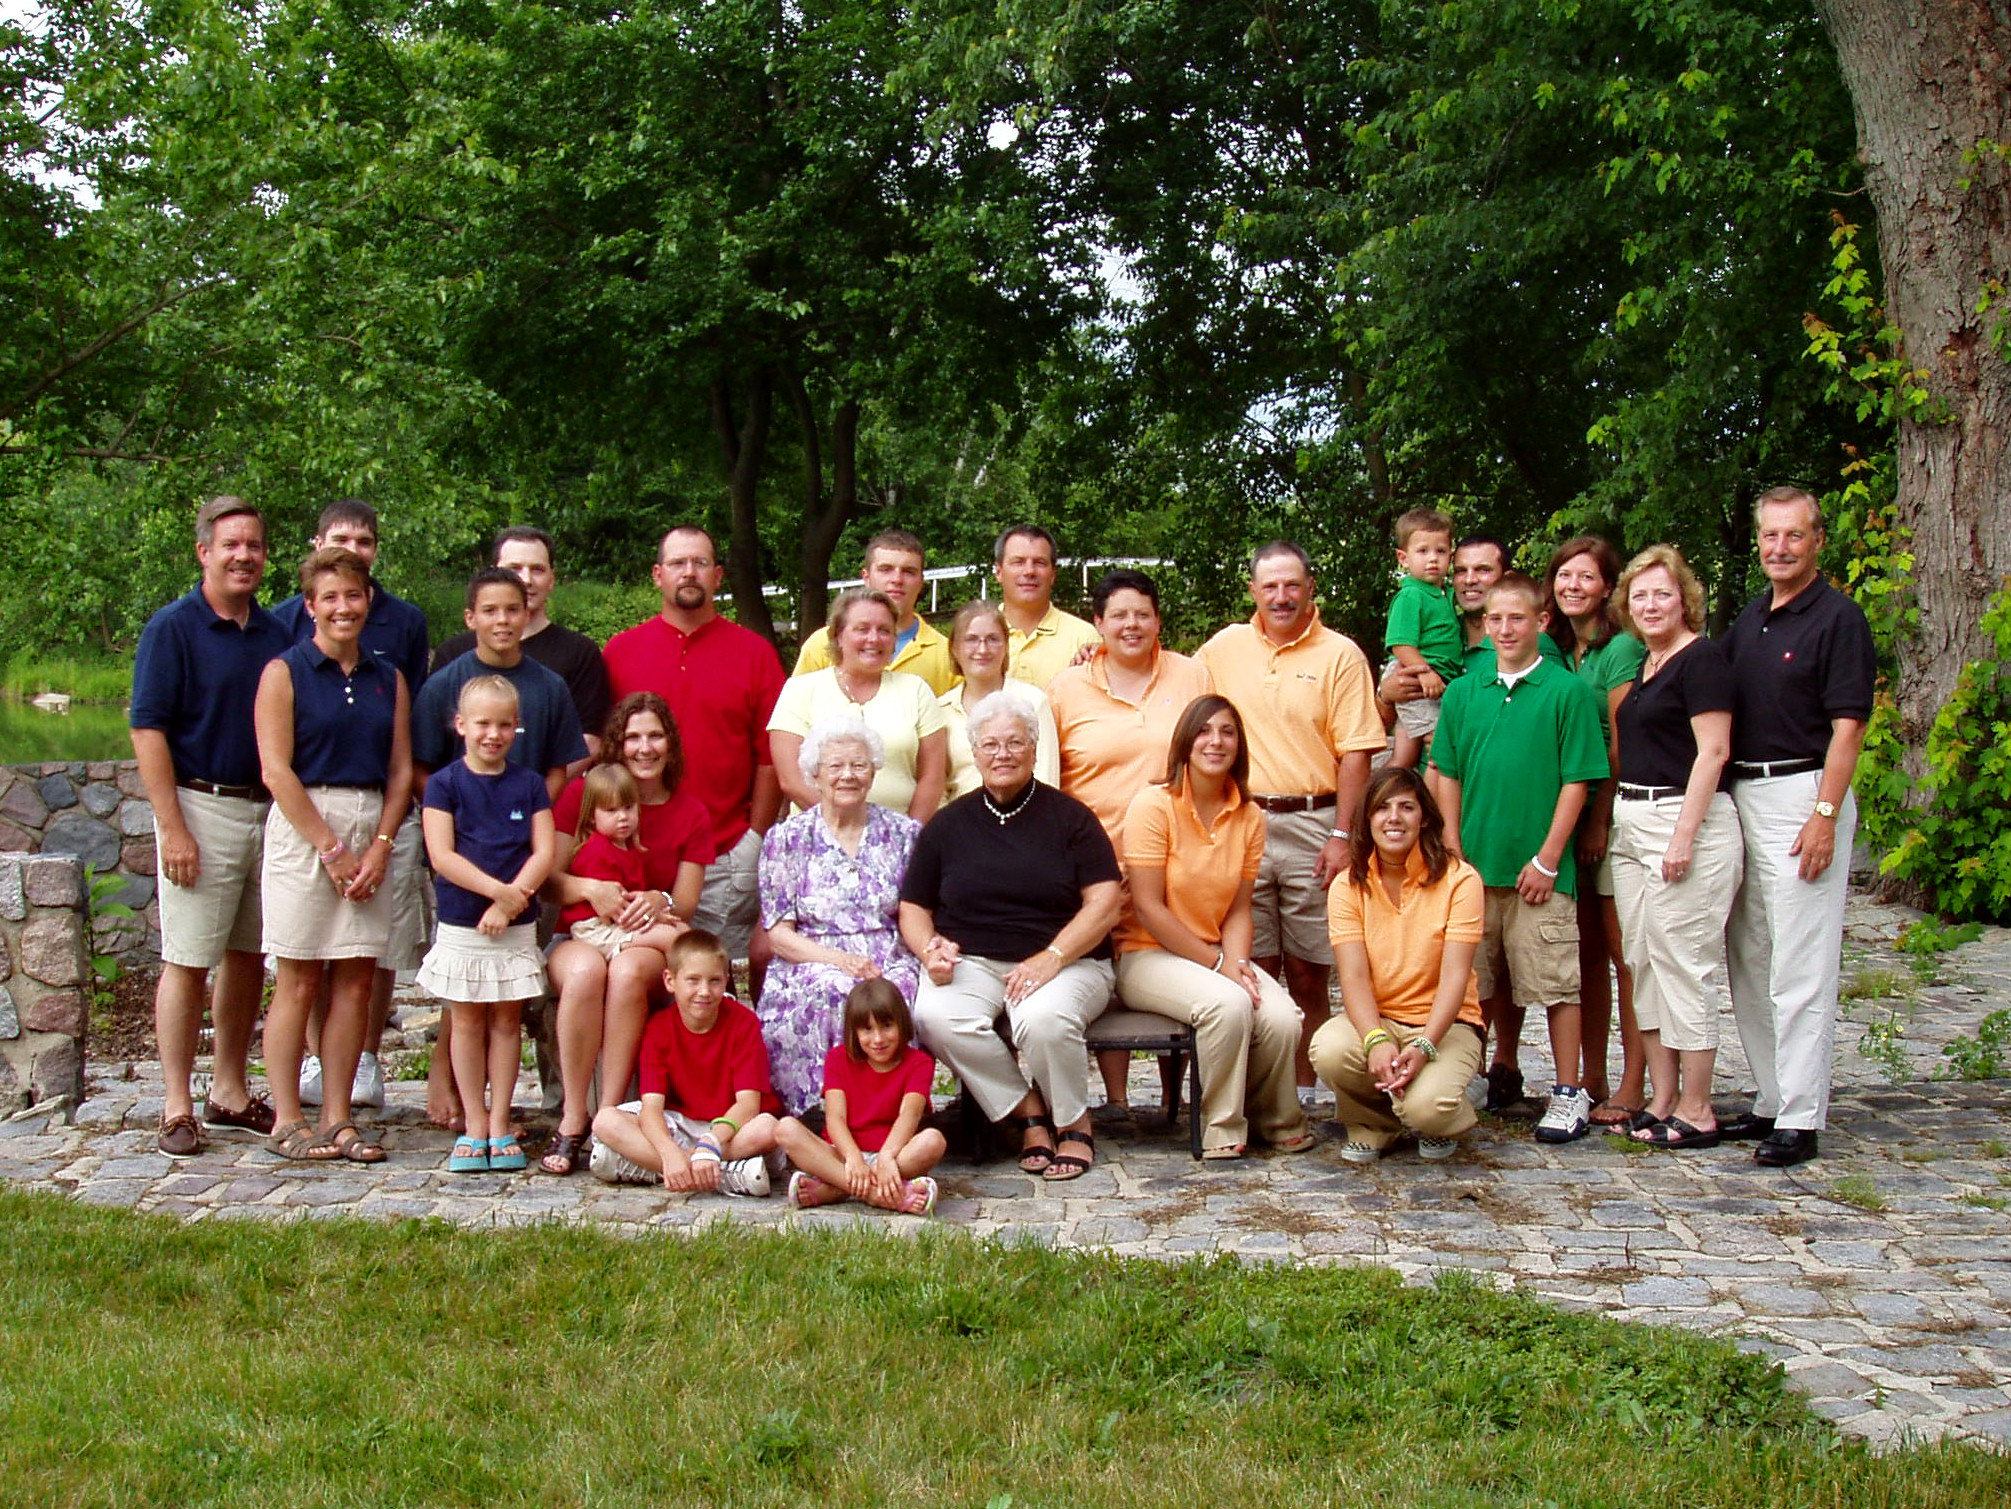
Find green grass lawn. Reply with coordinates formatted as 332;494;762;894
1;1190;2002;1507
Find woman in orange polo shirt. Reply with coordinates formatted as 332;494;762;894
1115;696;1314;1159
1309;764;1486;1163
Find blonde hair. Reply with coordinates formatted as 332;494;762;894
1616;544;1707;636
456;674;519;719
575;762;642;844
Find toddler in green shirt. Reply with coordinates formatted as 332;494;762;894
1384;508;1464;768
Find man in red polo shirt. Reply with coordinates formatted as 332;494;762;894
603;526;785;956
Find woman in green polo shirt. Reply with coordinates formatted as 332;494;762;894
1546;535;1648;1127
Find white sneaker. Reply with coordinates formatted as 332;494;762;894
1535;1085;1593;1144
588;1140;654;1185
298;1055;324;1107
352;1052;385;1108
720;1156;772;1198
1419;1136;1459;1161
1339;1132;1383;1165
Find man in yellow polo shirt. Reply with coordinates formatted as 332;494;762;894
993;523;1101;688
1197;540;1384;1088
793;528;958;694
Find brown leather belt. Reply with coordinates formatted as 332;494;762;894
1248;792;1336;815
178;778;269;802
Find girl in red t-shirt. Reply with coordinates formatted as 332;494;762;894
560;764;691;960
776;980;945;1214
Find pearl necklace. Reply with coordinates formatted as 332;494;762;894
982;782;1036;826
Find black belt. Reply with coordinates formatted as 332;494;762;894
1616;783;1680;802
178;778;269;802
1729;758;1822;780
1249;792;1336;814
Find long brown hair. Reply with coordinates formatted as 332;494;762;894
1348;765;1452;889
1159;695;1250;800
1544;535;1624;657
595;691;685;796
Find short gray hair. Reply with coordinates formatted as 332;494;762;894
799;714;884;785
967;690;1040;748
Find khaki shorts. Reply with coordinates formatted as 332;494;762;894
1251;806;1336;966
382;807;431;973
692;826;761;958
156;787;266;970
1381;657;1442;739
1474;886;1580;1009
261;787;393;962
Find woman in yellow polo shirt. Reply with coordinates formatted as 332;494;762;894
1309;764;1486;1163
1115;696;1314;1159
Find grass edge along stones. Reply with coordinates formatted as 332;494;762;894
1;1189;2007;1507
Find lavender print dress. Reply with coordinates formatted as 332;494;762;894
756;804;923;1115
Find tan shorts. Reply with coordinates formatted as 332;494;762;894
156;787;267;970
1382;657;1442;739
261;787;393;962
1251;806;1336;966
1474;886;1580;1009
693;826;761;957
382;807;431;973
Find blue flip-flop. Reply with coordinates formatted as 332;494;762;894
448;1135;490;1173
488;1135;528;1172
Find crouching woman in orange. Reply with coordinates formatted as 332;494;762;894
1309;765;1485;1164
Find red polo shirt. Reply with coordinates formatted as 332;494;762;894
603;613;785;853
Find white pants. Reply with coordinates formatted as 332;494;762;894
1114;950;1306;1151
1610;791;1742;1051
1727;772;1855;1130
913;955;1113;1130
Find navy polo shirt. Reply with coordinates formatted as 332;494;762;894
278;640;398;787
1720;576;1876;764
272;580;432;698
423;760;551;927
410;651;587;775
129;587;287;787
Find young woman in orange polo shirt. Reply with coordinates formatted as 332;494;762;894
1309;764;1487;1163
1114;695;1315;1159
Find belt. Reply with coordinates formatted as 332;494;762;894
311;782;385;792
1729;758;1822;780
177;778;269;802
1248;792;1336;815
1616;783;1680;802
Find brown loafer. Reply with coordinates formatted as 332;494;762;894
202;1091;277;1136
157;1115;205;1160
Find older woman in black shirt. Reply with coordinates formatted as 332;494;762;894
899;691;1123;1181
1609;545;1742;1148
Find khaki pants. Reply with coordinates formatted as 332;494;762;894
914;955;1113;1130
1309;1014;1484;1149
1610;791;1742;1051
1114;950;1307;1151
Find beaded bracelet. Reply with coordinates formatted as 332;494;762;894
1412;1035;1440;1062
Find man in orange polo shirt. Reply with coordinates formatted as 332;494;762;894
1197;541;1384;1088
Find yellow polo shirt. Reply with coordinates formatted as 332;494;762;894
1005;604;1101;690
1048;647;1213;841
1326;847;1484;1027
793;617;959;696
1115;779;1265;954
1196;611;1383;797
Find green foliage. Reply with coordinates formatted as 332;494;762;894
81;862;137;1017
0;651;131;702
1829;1175;1887;1213
1855;1009;1912;1082
1941;1009;2011;1082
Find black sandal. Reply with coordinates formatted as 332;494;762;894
1008;1114;1055;1174
540;1129;591;1177
1044;1127;1095;1181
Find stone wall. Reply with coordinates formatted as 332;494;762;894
0;852;89;1116
0;761;158;967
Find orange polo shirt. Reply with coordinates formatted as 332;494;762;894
1049;647;1213;841
1115;779;1266;954
1195;611;1383;796
1326;847;1484;1027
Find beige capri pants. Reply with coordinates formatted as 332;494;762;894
1609;790;1743;1051
913;955;1113;1131
1308;1013;1484;1150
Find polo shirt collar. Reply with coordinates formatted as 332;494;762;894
1171;775;1247;838
1088;645;1165;700
300;640;384;677
1767;574;1832;617
1020;604;1068;640
1246;605;1324;653
1481;652;1558;690
1368;845;1432;888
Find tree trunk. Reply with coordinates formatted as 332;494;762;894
1817;0;2011;743
780;363;860;647
708;370;777;644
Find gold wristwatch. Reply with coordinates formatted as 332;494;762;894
1814;799;1838;819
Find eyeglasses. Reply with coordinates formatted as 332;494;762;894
975;737;1032;758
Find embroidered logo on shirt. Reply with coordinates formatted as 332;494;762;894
510;809;526;821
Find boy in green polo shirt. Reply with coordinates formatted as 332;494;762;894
1431;574;1609;1143
1385;508;1464;769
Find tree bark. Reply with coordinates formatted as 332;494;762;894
780;364;861;645
1817;0;2011;742
708;370;777;644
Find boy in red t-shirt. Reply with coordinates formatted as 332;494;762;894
776;979;946;1215
588;930;781;1195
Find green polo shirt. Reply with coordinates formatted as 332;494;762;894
1569;630;1648;738
1462;630;1565;677
1430;656;1609;896
1385;575;1463;679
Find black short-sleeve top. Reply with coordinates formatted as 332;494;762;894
1719;577;1876;764
1615;637;1736;792
900;781;1122;961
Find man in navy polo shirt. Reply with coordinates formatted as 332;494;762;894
271;498;432;1113
1721;484;1876;1168
130;496;288;1159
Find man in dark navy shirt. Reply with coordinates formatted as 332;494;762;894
129;497;287;1158
1719;484;1877;1168
269;499;432;1114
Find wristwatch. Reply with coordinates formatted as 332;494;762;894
1814;800;1838;820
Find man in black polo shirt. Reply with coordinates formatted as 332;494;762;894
1720;484;1876;1168
129;497;287;1158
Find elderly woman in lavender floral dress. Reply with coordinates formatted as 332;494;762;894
756;714;924;1114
